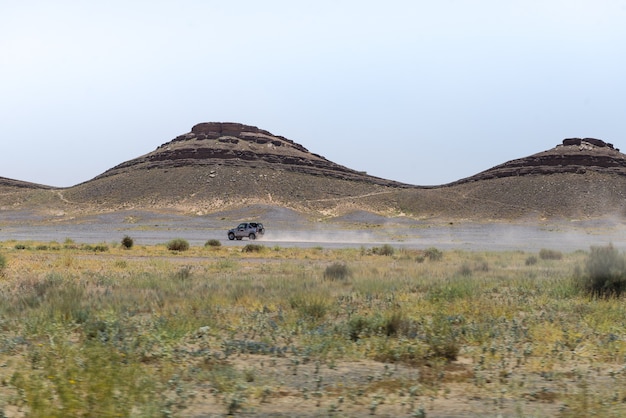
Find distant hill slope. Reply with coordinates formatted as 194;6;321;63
0;176;55;190
2;126;626;220
451;138;626;184
390;138;626;219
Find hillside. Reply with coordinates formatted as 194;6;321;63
61;122;412;213
1;126;626;220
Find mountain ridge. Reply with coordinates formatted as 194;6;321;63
1;123;625;220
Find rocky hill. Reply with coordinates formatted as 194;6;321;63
90;122;409;187
2;126;626;220
61;123;411;213
451;138;626;184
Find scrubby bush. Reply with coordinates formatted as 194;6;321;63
525;255;538;265
205;239;221;248
14;243;28;250
424;247;443;261
167;239;190;252
324;262;351;281
121;235;134;249
582;244;626;297
539;248;563;260
0;253;6;276
82;244;108;252
242;244;265;253
372;244;395;256
458;262;473;277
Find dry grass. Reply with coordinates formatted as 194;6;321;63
0;242;625;417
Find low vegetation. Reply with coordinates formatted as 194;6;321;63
205;239;221;248
0;241;624;416
166;238;190;252
121;235;134;249
582;243;626;297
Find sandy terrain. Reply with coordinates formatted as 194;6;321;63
0;205;624;252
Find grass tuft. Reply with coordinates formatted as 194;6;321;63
424;247;443;261
166;238;190;252
581;244;626;298
324;262;351;281
372;244;395;256
242;244;265;253
539;248;563;260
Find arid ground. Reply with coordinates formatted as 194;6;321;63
1;205;625;252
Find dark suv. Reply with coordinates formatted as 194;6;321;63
227;222;265;240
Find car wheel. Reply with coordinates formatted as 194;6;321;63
248;233;256;240
228;232;235;240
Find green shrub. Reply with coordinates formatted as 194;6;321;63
121;235;134;249
0;253;6;275
166;239;190;252
372;244;395;256
324;262;351;281
242;244;265;253
346;315;376;341
14;243;28;250
582;244;626;297
525;255;538;265
205;239;221;248
289;294;328;321
539;248;563;260
426;315;461;361
424;247;443;261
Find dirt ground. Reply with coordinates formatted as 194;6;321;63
0;205;624;252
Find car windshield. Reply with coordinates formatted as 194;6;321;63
237;223;247;228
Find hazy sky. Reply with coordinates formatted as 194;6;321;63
2;1;626;187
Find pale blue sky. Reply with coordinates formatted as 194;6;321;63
2;0;626;187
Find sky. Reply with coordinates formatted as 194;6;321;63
2;0;626;187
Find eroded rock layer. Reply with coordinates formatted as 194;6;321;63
93;122;408;188
452;138;626;184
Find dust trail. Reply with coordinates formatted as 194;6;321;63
262;230;381;244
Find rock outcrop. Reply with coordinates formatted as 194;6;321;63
451;138;626;185
93;122;410;188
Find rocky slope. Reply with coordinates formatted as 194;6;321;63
61;123;411;213
0;176;54;190
2;127;626;220
451;138;626;184
90;122;409;187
